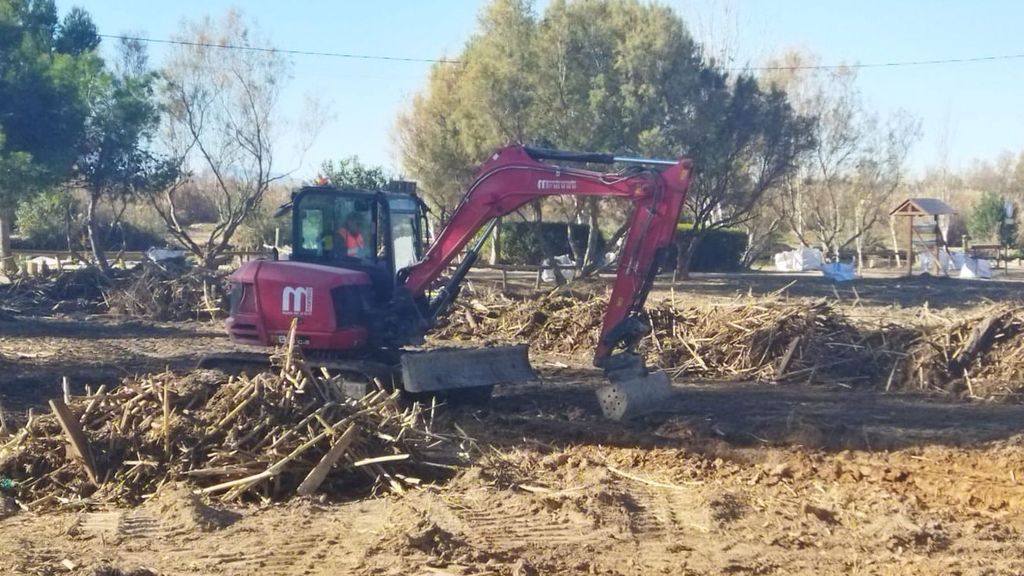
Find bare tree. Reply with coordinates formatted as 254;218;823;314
767;51;920;266
739;187;786;267
150;10;293;268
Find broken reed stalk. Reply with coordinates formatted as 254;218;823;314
435;291;908;387
0;326;465;508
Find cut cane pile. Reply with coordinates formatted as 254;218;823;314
0;266;112;315
0;261;228;321
438;291;1024;399
901;304;1024;399
435;291;908;387
103;259;229;321
0;330;464;509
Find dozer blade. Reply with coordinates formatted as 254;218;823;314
400;344;535;393
196;351;273;374
596;369;675;421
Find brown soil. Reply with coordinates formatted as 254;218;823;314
2;273;1024;575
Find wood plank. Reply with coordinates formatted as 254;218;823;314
296;424;358;496
49;399;100;487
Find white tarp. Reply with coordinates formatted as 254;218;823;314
541;254;578;283
918;250;970;275
917;250;953;274
959;256;992;279
821;261;857;282
145;247;187;262
773;247;824;272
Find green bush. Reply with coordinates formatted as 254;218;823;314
497;221;605;265
14;193;168;252
665;223;748;272
14;189;82;249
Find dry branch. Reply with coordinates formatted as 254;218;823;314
0;329;464;509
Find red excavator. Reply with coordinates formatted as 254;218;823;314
224;145;693;419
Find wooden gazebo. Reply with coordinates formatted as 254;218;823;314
890;198;956;276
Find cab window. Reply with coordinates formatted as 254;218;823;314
391;212;419;271
295;193;377;263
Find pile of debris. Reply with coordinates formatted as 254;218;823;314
434;291;607;354
105;259;229;321
644;298;902;385
0;329;463;508
0;261;229;321
436;292;905;387
901;304;1024;399
0;266;112;316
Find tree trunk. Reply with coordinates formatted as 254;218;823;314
64;200;73;253
889;216;902;268
855;234;864;274
566;221;583;267
533;200;565;286
85;192;111;274
0;211;14;275
580;198;601;276
673;232;700;281
488;217;501;265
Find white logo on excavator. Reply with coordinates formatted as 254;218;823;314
282;286;313;315
537;179;577;191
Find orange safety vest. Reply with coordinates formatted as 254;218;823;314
339;228;364;256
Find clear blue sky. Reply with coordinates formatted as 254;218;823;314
79;0;1024;178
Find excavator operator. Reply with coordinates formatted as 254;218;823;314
337;211;369;259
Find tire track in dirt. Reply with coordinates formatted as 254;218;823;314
68;501;382;576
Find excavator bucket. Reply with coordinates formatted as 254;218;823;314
595;369;676;421
400;344;536;393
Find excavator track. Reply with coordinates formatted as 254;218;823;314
196;351;395;396
197;346;531;403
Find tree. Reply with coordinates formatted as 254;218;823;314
319;157;391;190
54;6;98;55
0;0;99;272
675;73;815;275
75;39;174;272
397;0;812;277
151;10;294;268
396;0;536;223
765;51;920;266
969;191;1016;246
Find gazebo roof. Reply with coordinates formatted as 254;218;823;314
890;197;956;216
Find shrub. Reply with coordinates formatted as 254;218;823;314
14;189;82;249
497;221;604;265
665;224;748;272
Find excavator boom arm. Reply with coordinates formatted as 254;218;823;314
401;145;693;366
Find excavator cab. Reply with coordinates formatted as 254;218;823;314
226;184;428;351
288;186;426;301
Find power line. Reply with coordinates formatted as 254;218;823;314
98;33;460;65
101;32;1024;72
730;52;1024;72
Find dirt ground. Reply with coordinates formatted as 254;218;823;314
2;272;1024;575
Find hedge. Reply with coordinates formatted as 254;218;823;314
664;223;747;272
497;221;605;265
